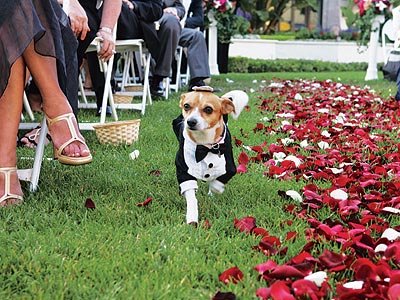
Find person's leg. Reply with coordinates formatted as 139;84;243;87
0;57;25;205
23;42;90;159
150;14;182;94
179;28;210;90
396;65;400;101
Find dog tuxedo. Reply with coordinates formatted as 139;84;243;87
172;114;237;196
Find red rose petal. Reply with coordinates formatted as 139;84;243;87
219;266;244;284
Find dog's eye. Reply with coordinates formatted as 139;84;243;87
183;103;190;111
203;106;213;114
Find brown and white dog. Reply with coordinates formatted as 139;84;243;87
172;86;249;225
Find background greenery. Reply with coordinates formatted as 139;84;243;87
2;71;398;299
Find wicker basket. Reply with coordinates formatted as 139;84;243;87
124;85;143;92
113;93;133;104
93;119;140;145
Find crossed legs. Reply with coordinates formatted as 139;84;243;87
0;41;91;206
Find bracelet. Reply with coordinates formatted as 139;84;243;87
99;27;113;34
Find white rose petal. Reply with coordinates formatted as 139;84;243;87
318;141;330;149
321;130;331;138
285;190;303;202
294;93;303;100
381;228;400;241
304;271;327;287
327;167;344;174
250;88;255;93
330;189;348;200
281;138;294;146
300;140;309;148
252;79;258;83
343;281;364;289
381;207;400;214
276;113;295;118
260;116;270;122
129;150;140;160
273;152;286;162
374;244;388;253
284;155;302;167
268;82;284;88
318;108;330;114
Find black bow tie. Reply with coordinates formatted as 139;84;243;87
195;143;226;162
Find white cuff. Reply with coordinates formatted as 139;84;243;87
180;180;198;195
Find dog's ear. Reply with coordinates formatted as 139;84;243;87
179;93;187;109
220;97;235;115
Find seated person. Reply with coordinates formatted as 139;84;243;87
142;0;211;96
83;0;163;114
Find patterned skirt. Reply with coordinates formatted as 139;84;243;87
0;0;77;101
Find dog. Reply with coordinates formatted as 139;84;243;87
172;86;249;225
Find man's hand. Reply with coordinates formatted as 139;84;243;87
69;0;90;40
96;28;115;61
163;7;180;20
122;0;134;10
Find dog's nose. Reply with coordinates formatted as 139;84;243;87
187;118;197;128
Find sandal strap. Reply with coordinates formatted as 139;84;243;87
46;113;86;156
0;167;23;204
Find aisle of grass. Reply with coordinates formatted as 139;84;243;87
1;71;397;299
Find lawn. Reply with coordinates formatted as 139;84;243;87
2;71;399;299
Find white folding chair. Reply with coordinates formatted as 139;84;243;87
18;118;48;192
78;37;153;122
381;19;396;63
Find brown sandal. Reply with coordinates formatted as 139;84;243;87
46;113;92;165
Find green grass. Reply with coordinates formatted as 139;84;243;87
1;71;398;299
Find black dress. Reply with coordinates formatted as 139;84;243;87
0;0;78;113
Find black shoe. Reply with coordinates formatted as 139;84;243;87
188;79;206;91
150;75;165;98
96;106;112;116
150;85;164;98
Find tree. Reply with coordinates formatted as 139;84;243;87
239;0;318;34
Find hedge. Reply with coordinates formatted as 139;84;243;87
228;57;375;73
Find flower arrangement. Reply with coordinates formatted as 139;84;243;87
204;0;250;44
342;0;399;47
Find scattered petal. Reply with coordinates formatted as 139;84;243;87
136;197;153;207
330;189;348;200
219;267;244;284
85;198;96;209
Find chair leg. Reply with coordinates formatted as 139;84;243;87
23;92;35;121
17;118;48;192
29;119;47;192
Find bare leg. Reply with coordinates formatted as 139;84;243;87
22;42;90;158
0;58;25;205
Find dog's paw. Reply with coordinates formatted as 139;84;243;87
209;180;225;194
187;221;198;227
